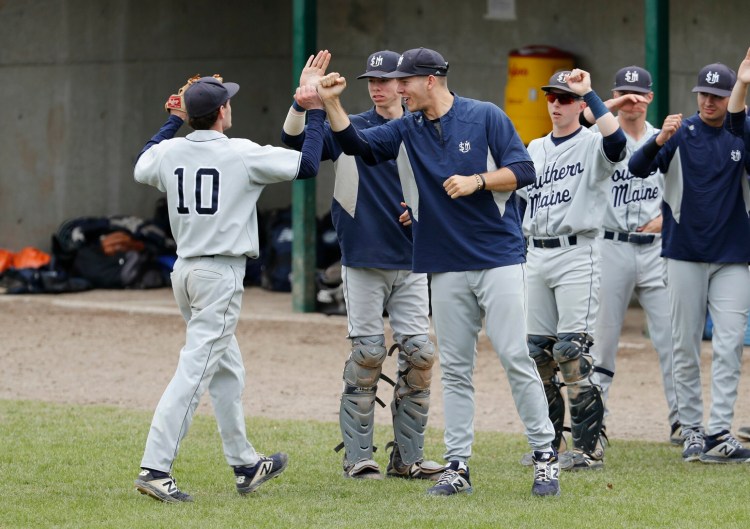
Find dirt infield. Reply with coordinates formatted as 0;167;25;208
2;287;750;444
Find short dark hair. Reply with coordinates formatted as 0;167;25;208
189;109;220;130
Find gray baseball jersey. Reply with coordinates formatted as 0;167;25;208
520;127;614;239
589;122;678;428
519;128;616;336
135;131;302;259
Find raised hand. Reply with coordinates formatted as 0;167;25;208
295;84;324;110
656;114;683;145
299;50;331;88
609;93;650;111
566;68;592;96
737;47;750;85
317;72;347;101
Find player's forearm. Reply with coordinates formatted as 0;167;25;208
282;101;307;138
135;114;183;164
322;96;352;132
296;110;326;180
333;124;378;165
726;110;747;139
728;79;748;113
584;91;626;162
585;91;618;136
628;136;661;178
492;161;535;191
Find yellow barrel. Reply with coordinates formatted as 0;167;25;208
504;46;575;145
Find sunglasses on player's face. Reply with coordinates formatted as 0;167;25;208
545;92;581;105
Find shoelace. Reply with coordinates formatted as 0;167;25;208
533;460;552;482
721;434;743;450
435;469;459;486
685;430;703;448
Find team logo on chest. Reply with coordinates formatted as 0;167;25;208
458;140;471;153
731;149;742;162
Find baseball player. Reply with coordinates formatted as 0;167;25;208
630;58;750;463
316;48;561;497
516;69;626;470
132;75;326;502
728;47;750;446
280;50;443;480
581;66;680;445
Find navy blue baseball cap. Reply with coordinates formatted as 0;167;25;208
692;63;736;97
185;77;240;117
357;50;400;79
384;48;449;78
541;70;577;94
612;66;653;93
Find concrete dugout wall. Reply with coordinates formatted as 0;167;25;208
1;0;747;251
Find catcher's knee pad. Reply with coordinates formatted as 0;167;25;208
528;335;565;451
342;335;387;389
393;334;435;396
552;333;594;388
390;335;435;466
569;384;605;456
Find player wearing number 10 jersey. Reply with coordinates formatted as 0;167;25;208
132;76;325;502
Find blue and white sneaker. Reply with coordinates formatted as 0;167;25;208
699;430;750;464
234;452;288;495
135;469;193;503
426;460;472;496
531;449;561;497
682;428;704;462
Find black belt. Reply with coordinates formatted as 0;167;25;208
603;230;655;245
531;235;577;249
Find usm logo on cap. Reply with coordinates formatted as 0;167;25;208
370;55;384;68
625;70;639;83
397;56;404;67
556;72;569;83
706;71;721;84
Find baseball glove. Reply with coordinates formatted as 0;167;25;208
164;74;224;114
100;231;145;256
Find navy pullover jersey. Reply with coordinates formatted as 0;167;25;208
344;95;531;274
282;107;413;269
629;112;750;263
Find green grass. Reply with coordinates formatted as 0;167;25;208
1;400;749;529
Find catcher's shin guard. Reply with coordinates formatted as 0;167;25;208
569;385;605;456
390;335;435;466
528;335;565;451
553;333;604;455
339;335;387;466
